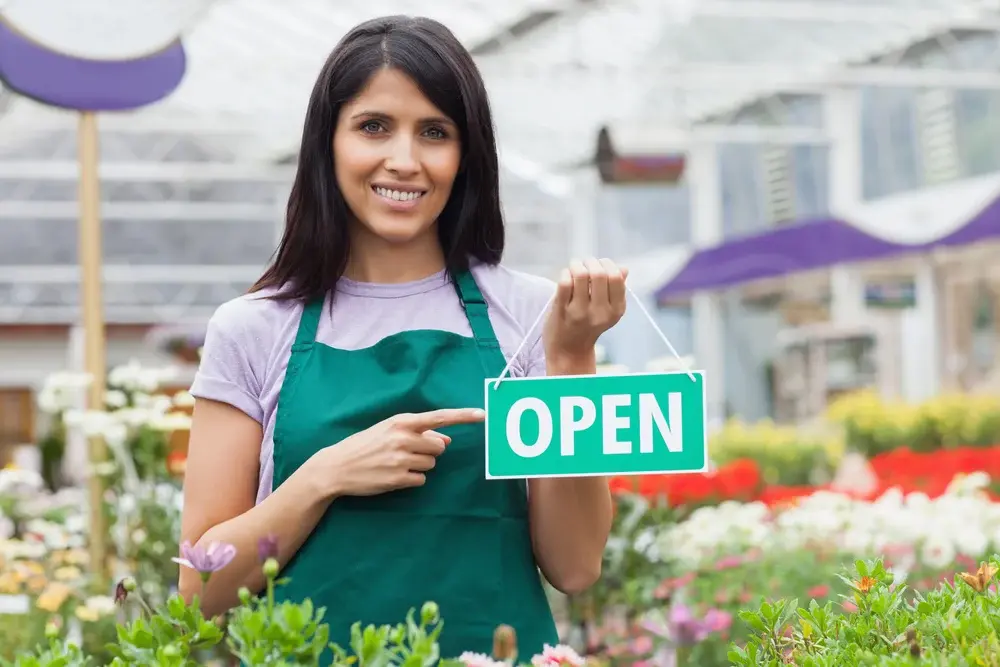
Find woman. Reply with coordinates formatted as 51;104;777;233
180;14;624;658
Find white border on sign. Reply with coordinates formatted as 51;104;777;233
483;370;709;480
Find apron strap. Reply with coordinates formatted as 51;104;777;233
452;270;499;348
292;296;325;349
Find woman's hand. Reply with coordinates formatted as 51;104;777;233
308;408;486;498
543;257;628;365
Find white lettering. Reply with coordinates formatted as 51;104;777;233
560;396;596;456
640;392;682;453
506;397;552;458
602;394;632;454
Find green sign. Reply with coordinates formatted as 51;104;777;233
483;371;707;479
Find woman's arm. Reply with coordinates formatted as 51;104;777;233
527;350;613;595
178;398;333;615
526;258;624;595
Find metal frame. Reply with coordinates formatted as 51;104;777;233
0;264;265;282
689;0;1000;27
0;161;295;182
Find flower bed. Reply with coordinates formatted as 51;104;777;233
584;470;1000;666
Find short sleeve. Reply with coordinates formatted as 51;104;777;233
189;301;264;423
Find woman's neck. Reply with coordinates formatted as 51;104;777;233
343;230;446;284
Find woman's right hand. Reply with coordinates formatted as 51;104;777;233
309;408;486;497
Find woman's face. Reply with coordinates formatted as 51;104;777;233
333;67;462;248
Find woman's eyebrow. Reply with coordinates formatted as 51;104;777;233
350;110;454;125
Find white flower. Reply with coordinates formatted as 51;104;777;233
459;653;506;667
921;535;957;569
151;412;192;432
83;595;116;615
104;390;128;409
172;390;195;408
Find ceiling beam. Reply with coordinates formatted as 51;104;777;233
0;161;296;183
0;265;263;283
0;201;279;222
690;0;1000;28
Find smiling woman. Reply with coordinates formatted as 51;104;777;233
179;14;619;662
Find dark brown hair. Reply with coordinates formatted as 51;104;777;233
251;15;504;300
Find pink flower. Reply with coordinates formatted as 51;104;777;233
702;608;732;634
459;652;506;667
713;555;744;570
531;644;585;667
172;540;237;581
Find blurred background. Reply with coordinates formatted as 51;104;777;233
2;0;1000;477
3;1;1000;662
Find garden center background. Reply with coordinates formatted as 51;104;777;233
5;0;1000;455
7;1;1000;663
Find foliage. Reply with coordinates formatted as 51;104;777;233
5;541;588;667
709;420;843;486
827;389;1000;457
729;556;1000;665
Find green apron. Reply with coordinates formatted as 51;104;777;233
271;270;558;661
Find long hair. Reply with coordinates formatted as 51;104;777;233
251;15;504;300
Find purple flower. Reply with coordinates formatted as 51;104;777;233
257;535;278;563
172;540;237;581
646;603;733;647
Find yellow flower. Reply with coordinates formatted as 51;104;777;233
53;566;82;581
0;572;21;594
26;575;48;593
62;549;89;566
36;582;72;612
75;605;100;622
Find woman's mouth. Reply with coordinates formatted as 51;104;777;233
372;185;426;204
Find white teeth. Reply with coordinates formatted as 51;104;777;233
374;187;424;202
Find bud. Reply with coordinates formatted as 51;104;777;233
493;624;518;662
162;644;181;659
44;621;60;639
390;625;406;644
238;587;252;605
420;601;440;626
262;558;279;579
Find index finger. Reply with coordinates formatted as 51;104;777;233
395;408;486;431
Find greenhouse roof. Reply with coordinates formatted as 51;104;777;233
4;0;1000;171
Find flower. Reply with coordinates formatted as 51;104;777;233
115;577;136;606
459;652;506;667
36;582;72;612
257;534;278;563
172;540;237;580
957;561;998;593
530;644;585;667
493;625;518;661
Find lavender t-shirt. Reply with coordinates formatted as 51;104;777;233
190;262;555;505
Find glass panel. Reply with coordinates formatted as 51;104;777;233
0;220;276;265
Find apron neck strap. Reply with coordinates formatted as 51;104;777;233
292;272;500;348
452;270;499;347
294;296;325;347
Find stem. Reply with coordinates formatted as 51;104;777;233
675;644;692;667
267;574;275;614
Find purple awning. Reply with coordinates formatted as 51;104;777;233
655;192;1000;302
0;19;186;111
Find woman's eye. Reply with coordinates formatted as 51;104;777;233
425;127;446;140
361;121;384;134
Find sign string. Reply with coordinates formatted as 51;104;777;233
492;282;697;390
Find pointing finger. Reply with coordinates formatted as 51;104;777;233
395;408;486;431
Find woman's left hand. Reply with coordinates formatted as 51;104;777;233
543;257;628;364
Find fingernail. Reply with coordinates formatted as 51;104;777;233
472;409;486;418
